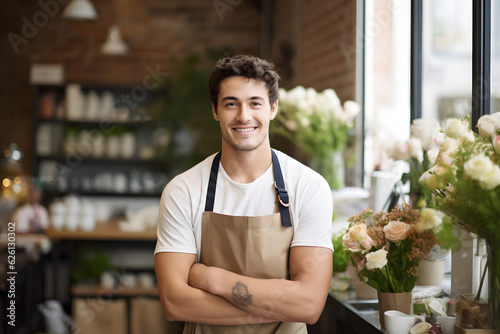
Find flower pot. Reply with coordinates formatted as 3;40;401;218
377;291;412;330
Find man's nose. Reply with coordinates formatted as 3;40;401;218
236;104;251;122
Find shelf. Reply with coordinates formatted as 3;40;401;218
37;119;158;127
36;155;168;165
46;220;157;241
71;284;158;297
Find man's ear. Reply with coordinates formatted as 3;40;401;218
270;100;278;120
212;103;219;121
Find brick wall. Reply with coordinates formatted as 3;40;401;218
0;0;261;172
0;0;357;173
269;0;357;102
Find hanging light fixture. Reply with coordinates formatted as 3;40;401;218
62;0;98;20
101;25;129;55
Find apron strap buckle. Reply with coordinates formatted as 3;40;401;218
274;181;290;207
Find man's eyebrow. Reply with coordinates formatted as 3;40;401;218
220;96;265;102
221;96;238;101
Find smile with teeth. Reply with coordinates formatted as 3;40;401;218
234;127;257;132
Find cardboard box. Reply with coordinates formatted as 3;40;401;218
454;324;495;334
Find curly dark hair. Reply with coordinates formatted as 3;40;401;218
208;55;280;109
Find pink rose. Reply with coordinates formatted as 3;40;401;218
494;135;500;155
342;234;360;252
348;224;367;242
383;221;411;242
360;235;374;251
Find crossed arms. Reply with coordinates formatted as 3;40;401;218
154;246;333;326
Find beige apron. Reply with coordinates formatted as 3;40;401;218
183;151;307;334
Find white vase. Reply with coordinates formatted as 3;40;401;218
416;259;445;286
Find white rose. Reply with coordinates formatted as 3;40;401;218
427;148;439;165
365;249;388;270
343;100;361;123
415;208;442;233
408;138;424;162
476;112;500;138
390;142;411;161
419;170;438;189
419;165;450;189
411;118;441;150
464;153;500;190
441;137;459;153
322;88;341;108
444;118;475;142
433;131;447;146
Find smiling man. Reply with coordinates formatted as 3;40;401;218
154;55;334;333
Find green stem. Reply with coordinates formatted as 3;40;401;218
384;265;398;293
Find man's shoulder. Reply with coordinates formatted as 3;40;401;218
164;153;217;192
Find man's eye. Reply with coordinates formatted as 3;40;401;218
226;102;237;107
251;102;262;107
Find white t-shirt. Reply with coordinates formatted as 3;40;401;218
154;150;333;260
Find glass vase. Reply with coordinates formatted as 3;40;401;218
311;150;345;190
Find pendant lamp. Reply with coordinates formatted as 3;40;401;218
62;0;98;20
101;26;129;55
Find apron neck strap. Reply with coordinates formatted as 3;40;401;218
204;150;292;227
204;152;221;212
271;150;292;227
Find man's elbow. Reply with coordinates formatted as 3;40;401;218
300;299;325;325
159;296;185;322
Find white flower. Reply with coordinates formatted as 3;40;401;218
444;118;475;142
389;138;423;162
427;148;439;165
419;165;450;190
408;138;424;162
279;88;287;100
343;100;361;124
390;142;411;161
433;131;447;146
322;88;341;108
365;249;388;270
415;208;442;233
476;112;500;138
464;153;500;190
411;118;441;151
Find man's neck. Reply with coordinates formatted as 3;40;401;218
220;145;272;184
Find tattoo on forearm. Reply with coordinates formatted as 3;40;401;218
232;281;253;307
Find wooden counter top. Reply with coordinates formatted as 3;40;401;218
45;220;157;241
71;284;159;297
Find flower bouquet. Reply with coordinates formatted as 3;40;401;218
342;203;440;293
388;118;441;207
271;86;360;189
419;112;500;330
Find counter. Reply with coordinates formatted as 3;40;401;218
308;289;383;334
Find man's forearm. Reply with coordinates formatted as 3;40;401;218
159;282;278;325
194;266;319;323
188;247;333;324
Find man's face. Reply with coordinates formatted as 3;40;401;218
213;76;278;152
